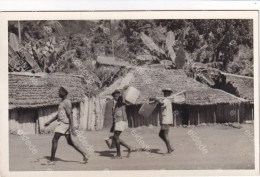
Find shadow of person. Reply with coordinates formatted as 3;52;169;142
95;150;116;157
143;148;164;154
43;156;82;164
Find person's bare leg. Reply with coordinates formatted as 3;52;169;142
112;131;122;159
163;129;174;153
105;136;114;149
119;138;136;158
105;139;112;148
119;138;131;150
65;134;88;163
159;129;166;143
159;129;173;154
51;133;62;161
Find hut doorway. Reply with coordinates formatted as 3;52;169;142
182;106;189;125
172;104;189;126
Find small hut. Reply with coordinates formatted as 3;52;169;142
9;72;105;134
100;67;251;128
223;73;254;103
223;73;254;121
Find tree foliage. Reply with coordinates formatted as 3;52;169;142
8;19;253;76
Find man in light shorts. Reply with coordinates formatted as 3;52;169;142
44;86;88;164
108;86;136;159
151;88;174;155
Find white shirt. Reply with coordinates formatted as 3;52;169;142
161;98;173;124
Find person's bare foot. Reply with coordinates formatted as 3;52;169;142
112;155;122;159
163;149;174;156
82;156;88;164
168;148;174;154
126;151;131;158
41;160;55;165
126;148;137;158
128;147;137;153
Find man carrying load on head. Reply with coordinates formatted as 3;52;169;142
106;86;137;159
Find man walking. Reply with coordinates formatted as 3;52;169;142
44;86;88;164
106;86;136;159
151;88;174;155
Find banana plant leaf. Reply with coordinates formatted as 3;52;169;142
140;32;165;55
165;31;176;63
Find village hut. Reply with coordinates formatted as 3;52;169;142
99;67;251;128
9;72;105;135
223;72;254;121
223;73;254;103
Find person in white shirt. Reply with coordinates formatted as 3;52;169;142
151;88;174;155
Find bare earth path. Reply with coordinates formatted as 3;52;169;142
9;124;254;171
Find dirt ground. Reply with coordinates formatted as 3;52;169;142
9;124;254;171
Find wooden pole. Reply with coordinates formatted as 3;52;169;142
174;114;177;127
110;20;115;58
197;109;200;125
18;21;21;42
237;109;240;123
214;110;216;124
157;112;160;127
35;116;39;134
131;107;134;127
112;38;115;58
252;108;254;120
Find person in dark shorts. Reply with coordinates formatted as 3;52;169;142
151;88;174;155
44;86;88;164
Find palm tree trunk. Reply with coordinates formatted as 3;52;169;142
18;21;21;42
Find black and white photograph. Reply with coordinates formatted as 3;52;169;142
0;11;258;176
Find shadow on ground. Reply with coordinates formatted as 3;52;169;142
95;150;116;157
43;156;82;164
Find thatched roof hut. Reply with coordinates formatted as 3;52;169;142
100;67;247;105
100;67;252;128
223;73;254;103
9;72;85;109
9;72;106;134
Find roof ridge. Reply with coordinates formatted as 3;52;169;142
221;72;253;79
9;72;84;78
9;72;46;77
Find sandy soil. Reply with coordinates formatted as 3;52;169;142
9;124;254;171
